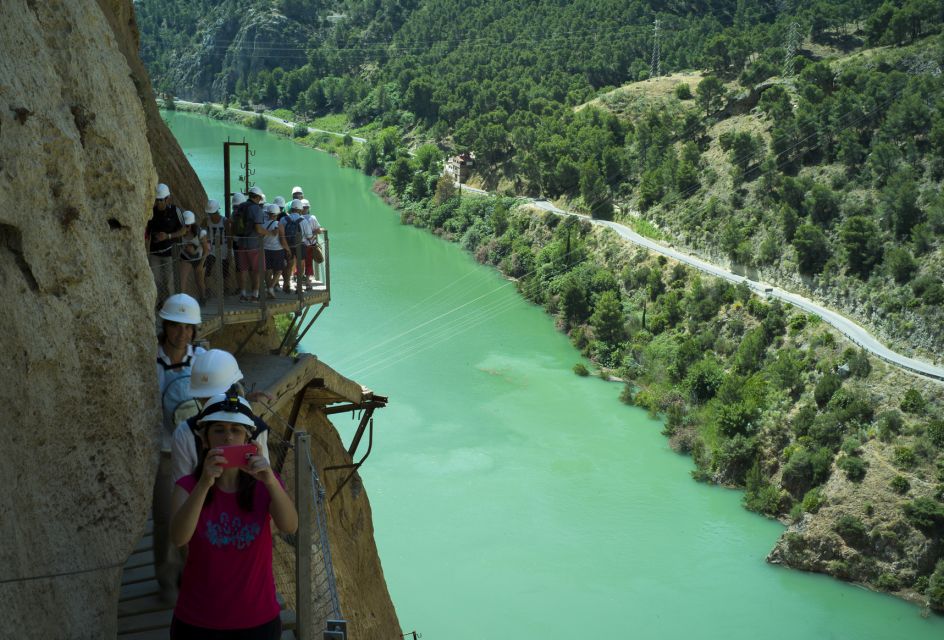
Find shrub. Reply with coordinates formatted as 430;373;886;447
901;389;926;414
877;410;904;442
845;348;872;378
890;475;911;494
814;373;842;408
834;514;869;548
791;404;817;437
841;436;861;456
928;420;944;448
893;446;917;470
674;83;693;100
245;114;267;130
903;498;944;536
801;487;826;514
743;461;784;515
293;122;308;138
782;447;833;498
573;363;590;376
838;455;867;482
930;561;944;612
876;573;901;591
713;434;757;484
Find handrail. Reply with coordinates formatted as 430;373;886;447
148;230;330;340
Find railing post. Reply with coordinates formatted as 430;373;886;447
295;430;313;640
323;230;330;293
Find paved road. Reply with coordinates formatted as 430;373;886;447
173;99;367;143
525;199;944;382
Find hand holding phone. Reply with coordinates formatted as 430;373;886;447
217;444;258;469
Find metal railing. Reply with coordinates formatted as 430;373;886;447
149;229;330;339
266;420;344;639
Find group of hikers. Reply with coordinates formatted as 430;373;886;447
147;182;325;304
154;292;297;639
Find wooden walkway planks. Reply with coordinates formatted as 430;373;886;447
199;286;328;339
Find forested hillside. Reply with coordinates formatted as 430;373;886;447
140;0;944;356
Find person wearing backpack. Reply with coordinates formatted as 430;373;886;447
147;183;187;299
280;199;305;293
234;186;268;302
155;293;205;603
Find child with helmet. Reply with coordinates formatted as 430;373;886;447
169;393;297;638
155;293;205;603
178;210;210;303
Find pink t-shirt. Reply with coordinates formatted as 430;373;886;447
173;474;282;629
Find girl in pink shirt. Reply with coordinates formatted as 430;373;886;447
169;394;298;639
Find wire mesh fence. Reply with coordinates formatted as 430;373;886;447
266;412;342;638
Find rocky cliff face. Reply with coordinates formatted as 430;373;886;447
1;1;398;636
0;0;163;636
95;0;207;212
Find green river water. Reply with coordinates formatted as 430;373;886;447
165;110;943;639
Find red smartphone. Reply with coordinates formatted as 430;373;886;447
216;444;258;469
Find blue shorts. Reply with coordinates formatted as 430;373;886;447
264;249;286;271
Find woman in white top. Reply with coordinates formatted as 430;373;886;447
178;210;210;303
300;199;324;287
262;203;289;299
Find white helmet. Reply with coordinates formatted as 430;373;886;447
156;183;170;199
300;198;310;208
290;198;304;211
232;192;247;206
158;293;201;325
206;199;220;214
182;210;196;225
273;196;286;208
188;349;243;397
248;185;265;200
265;203;280;215
197;393;255;430
291;186;303;196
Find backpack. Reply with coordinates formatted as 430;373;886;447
283;215;302;250
158;358;201;433
231;201;252;238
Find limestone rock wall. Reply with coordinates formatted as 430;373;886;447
95;0;207;212
0;0;160;637
0;0;208;635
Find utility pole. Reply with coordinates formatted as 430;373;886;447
650;19;661;78
783;21;800;77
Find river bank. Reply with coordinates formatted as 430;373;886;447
162;99;362;165
375;178;944;612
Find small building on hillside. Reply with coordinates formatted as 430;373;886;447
445;152;475;183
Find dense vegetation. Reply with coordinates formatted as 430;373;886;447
140;0;944;354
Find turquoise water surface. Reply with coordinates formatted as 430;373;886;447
166;110;944;639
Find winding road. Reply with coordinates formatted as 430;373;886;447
525;199;944;383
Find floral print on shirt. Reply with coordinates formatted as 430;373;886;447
204;512;261;549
